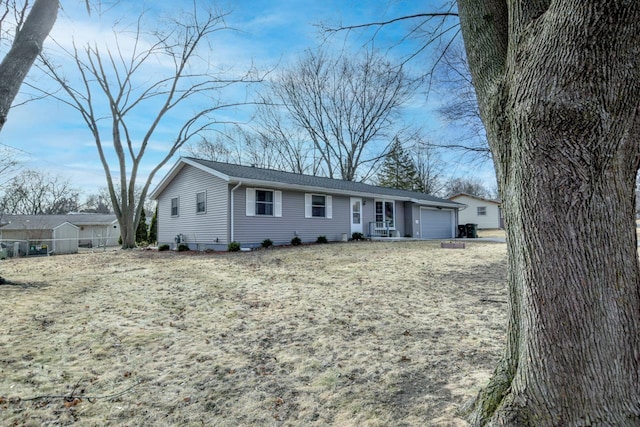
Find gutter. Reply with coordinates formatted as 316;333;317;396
229;181;242;243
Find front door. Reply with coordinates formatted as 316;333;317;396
350;197;363;235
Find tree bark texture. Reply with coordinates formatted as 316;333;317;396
0;0;58;131
458;1;640;425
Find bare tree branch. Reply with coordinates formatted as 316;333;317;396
36;5;264;248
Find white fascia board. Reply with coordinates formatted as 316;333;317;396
181;158;231;181
53;221;80;231
227;178;460;208
409;198;464;209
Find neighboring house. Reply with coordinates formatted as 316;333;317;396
449;193;503;229
0;214;120;254
0;216;79;255
150;157;464;250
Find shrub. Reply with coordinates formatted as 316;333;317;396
261;238;273;249
291;236;302;246
316;235;328;244
227;241;241;252
177;243;190;252
351;232;365;241
158;244;170;251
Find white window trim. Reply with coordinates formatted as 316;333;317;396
196;191;206;214
246;188;282;217
477;206;487;216
305;193;332;219
374;199;395;229
170;196;179;217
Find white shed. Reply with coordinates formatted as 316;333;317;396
449;193;503;229
52;222;80;254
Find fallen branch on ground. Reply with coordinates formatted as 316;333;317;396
479;298;507;304
16;380;143;403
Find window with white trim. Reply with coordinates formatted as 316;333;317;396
196;191;206;213
375;200;395;228
246;188;282;217
305;194;332;218
171;197;179;217
256;190;274;215
477;206;487;216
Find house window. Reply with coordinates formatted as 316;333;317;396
246;188;282;217
477;206;487;216
255;190;274;216
196;191;206;213
171;197;179;217
375;200;395;228
305;194;332;218
312;195;326;217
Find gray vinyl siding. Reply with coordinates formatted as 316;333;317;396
232;186;350;246
156;165;228;248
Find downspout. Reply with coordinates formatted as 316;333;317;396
230;181;242;243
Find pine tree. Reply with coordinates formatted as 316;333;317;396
149;206;158;244
136;208;148;244
377;138;420;191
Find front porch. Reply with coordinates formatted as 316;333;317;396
368;221;402;238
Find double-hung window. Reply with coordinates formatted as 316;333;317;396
255;190;274;216
305;194;332;218
246;188;282;217
171;197;179;217
196;191;206;214
477;206;487;216
312;195;326;217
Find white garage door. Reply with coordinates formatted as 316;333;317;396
421;208;454;239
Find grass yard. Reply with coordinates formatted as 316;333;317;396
0;240;507;426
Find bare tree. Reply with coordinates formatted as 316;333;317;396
458;1;640;422
39;6;261;248
0;169;80;214
443;176;489;198
267;48;414;181
251;102;320;174
411;142;446;195
188;116;318;175
0;0;58;132
331;1;640;423
81;192;111;214
0;144;22;185
433;40;490;160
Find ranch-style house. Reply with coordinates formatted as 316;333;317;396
150;157;464;250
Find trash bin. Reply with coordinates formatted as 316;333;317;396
465;223;478;238
457;225;467;238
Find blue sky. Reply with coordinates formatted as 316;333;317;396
1;0;496;196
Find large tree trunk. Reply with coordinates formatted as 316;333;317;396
0;0;59;131
458;1;640;424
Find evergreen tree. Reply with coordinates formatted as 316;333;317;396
136;208;148;244
149;206;158;244
377;138;420;191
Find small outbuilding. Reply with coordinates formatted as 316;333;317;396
0;216;79;255
0;213;120;255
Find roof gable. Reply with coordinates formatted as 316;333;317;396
449;193;501;205
0;214;117;230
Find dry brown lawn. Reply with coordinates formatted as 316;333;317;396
0;240;507;426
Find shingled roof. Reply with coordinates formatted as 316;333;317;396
151;157;462;208
0;214;117;230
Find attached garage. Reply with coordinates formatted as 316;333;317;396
420;208;455;239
